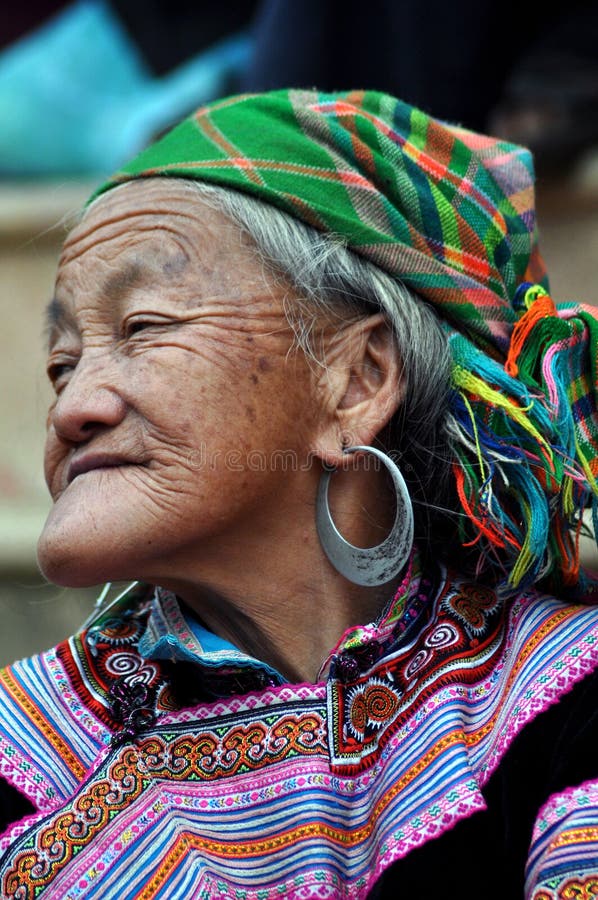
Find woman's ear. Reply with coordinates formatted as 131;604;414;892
313;313;403;466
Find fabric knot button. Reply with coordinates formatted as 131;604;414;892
335;653;360;684
512;281;548;314
357;643;379;669
110;678;150;717
109;676;157;746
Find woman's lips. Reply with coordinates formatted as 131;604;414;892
66;453;142;484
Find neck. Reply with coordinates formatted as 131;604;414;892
154;464;402;683
161;541;398;684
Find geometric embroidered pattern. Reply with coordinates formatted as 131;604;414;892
328;579;505;769
527;780;598;899
2;711;327;897
1;570;598;897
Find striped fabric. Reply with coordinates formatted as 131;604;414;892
1;576;598;897
526;781;598;900
527;780;598;899
0;652;111;806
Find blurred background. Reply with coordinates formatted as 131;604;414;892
2;0;598;666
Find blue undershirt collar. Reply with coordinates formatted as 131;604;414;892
138;587;285;686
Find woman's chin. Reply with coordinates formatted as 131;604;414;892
37;539;104;588
37;504;131;588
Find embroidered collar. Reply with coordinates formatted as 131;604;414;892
86;548;434;742
86;587;286;745
321;551;437;681
139;553;433;690
138;586;285;686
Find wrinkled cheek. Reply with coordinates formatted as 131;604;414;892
135;475;201;523
141;424;202;474
43;429;66;496
138;447;245;523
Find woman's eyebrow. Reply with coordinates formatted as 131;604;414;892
45;296;64;329
44;296;70;347
44;296;82;350
101;260;143;303
44;261;147;349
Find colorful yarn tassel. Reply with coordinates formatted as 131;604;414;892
449;285;598;593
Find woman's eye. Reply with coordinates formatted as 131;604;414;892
124;318;168;338
126;320;152;336
47;361;75;392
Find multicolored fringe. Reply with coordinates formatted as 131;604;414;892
450;283;598;592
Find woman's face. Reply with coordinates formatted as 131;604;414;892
38;179;320;588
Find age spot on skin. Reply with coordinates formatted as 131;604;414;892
258;356;271;372
102;262;142;300
162;253;189;276
250;374;259;385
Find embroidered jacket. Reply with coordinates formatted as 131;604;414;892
1;566;598;899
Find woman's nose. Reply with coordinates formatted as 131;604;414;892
51;359;127;442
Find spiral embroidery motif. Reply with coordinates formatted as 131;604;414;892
425;623;459;649
347;680;402;739
445;583;500;634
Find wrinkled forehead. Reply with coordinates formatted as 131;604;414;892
61;178;225;264
48;178;277;345
84;176;203;221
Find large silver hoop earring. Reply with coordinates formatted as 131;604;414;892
316;445;414;586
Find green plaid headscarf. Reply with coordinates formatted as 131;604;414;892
97;88;598;593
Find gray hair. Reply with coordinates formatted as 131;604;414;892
185;180;462;557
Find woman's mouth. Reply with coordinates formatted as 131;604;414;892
66;453;141;484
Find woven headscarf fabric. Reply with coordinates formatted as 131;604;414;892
99;89;545;358
97;89;598;594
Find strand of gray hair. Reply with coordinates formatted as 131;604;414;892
185;180;463;552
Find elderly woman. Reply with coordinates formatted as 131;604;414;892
1;90;598;899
